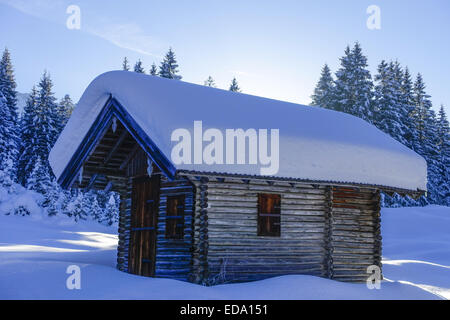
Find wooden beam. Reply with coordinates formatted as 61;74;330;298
84;167;126;177
103;130;129;165
85;173;99;191
104;181;113;192
119;143;140;170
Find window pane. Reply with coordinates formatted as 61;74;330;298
258;194;281;237
166;195;185;239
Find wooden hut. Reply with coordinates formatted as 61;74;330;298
49;71;427;284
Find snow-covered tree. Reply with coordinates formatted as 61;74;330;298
65;191;87;222
57;94;74;132
400;67;419;151
159;48;182;80
0;91;16;179
122;57;130;71
27;158;51;195
373;61;406;144
333;43;373;122
17;87;38;185
0;154;15;193
204;76;216;88
134;60;145;73
436;106;450;206
83;191;103;222
410;74;440;203
0;48;19;179
413;74;433;153
42;179;65;216
229;77;241;92
149;63;158;76
311;64;334;109
18;72;59;186
102;193;119;226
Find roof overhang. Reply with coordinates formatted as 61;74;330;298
177;170;426;199
57;96;176;189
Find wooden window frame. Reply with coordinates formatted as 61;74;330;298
165;195;185;239
257;193;281;237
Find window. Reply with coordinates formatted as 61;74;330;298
257;193;281;237
166;195;185;239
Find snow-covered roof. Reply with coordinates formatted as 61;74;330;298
49;71;427;191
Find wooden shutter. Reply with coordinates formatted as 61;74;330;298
166;195;185;239
258;193;281;237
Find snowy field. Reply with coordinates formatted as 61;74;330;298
0;203;448;300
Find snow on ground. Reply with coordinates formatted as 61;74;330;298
0;203;448;299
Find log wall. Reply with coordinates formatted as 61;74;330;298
118;170;382;284
155;176;195;281
116;177;132;272
329;186;382;282
182;174;382;284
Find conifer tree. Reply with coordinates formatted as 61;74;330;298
122;57;130;71
373;61;405;144
0;48;19;178
42;179;64;216
159;48;182;80
413;74;434;153
412;74;440;203
149;63;158;76
436;106;450;205
204;76;216;88
333;43;373;122
26;158;51;195
66;191;87;222
311;64;334;109
17;87;38;185
57;94;74;133
84;192;103;222
18;72;59;187
229;77;241;92
0;48;18;128
400;67;419;151
0;91;16;177
102;194;119;226
134;60;145;73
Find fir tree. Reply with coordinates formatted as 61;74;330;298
159;48;182;80
134;60;145;73
17;87;38;185
204;76;216;88
333;43;373;122
122;57;130;71
0;91;16;178
57;94;74;133
413;73;433;154
436;106;450;205
0;48;18;128
412;74;440;203
149;63;158;76
66;191;87;222
400;67;419;151
102;194;119;226
26;158;51;195
84;191;103;222
0;48;19;178
229;77;241;92
19;72;59;187
311;64;334;109
42;179;64;216
373;61;405;144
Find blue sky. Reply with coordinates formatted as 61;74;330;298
0;0;449;113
